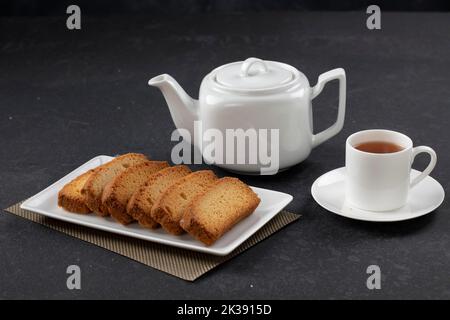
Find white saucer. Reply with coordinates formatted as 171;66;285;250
311;167;445;222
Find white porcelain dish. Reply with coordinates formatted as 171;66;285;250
20;155;293;256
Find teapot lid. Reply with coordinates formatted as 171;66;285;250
212;57;301;92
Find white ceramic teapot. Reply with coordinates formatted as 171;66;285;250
149;57;346;174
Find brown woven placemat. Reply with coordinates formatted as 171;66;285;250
4;201;299;281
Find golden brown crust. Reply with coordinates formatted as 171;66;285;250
58;194;91;214
152;204;184;235
126;189;144;220
126;165;192;229
58;169;95;214
83;187;109;216
138;214;160;229
152;170;218;235
106;201;132;224
102;161;169;225
180;201;216;245
82;182;104;215
126;183;150;220
82;153;148;216
180;177;260;246
127;191;161;228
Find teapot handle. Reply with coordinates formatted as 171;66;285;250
311;68;346;148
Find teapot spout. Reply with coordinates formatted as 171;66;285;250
148;74;198;143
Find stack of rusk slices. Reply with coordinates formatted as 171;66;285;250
58;153;260;245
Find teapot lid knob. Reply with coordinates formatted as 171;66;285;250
240;57;268;77
213;57;298;91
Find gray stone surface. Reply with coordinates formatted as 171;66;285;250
0;12;449;299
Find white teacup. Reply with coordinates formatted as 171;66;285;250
346;129;437;211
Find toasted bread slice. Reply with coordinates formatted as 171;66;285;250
82;153;148;215
127;165;191;229
180;177;260;246
102;161;169;225
151;170;218;235
58;169;95;214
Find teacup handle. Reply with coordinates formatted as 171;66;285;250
410;146;437;188
311;68;346;148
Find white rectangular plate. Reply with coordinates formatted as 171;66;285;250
20;156;293;256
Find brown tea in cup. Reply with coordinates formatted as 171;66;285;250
355;141;403;154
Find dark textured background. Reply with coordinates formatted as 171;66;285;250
0;8;449;299
1;0;450;16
